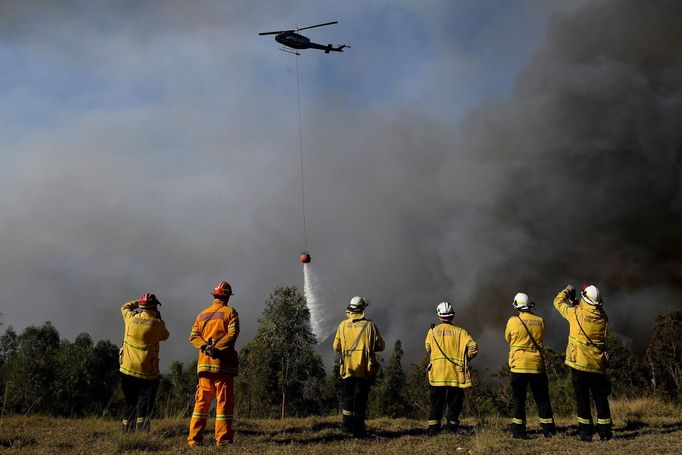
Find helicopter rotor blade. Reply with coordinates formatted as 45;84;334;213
296;21;338;32
258;29;293;36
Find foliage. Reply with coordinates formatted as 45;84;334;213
370;340;409;418
156;360;198;418
645;309;682;400
234;286;329;418
0;322;119;416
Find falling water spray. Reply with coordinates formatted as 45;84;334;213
303;263;328;342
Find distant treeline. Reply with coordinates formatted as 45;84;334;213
0;294;680;419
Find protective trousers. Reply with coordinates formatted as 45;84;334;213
428;386;463;434
342;377;371;437
510;372;555;437
571;368;612;441
120;373;159;433
188;372;235;447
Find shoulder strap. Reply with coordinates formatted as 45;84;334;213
198;307;224;343
574;311;605;353
429;325;461;366
344;320;370;356
516;315;546;364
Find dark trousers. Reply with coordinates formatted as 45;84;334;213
342;377;371;436
428;386;464;431
571;368;612;439
120;372;159;433
511;372;555;435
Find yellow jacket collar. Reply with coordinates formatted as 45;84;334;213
346;311;366;321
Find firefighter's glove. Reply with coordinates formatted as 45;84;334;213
205;345;219;359
565;284;576;301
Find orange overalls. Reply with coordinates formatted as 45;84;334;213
187;300;239;447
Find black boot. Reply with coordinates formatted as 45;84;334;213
578;423;593;442
445;420;459;433
541;422;557;438
596;424;612;441
511;423;527;439
342;414;353;434
122;418;135;434
428;423;441;436
352;417;366;438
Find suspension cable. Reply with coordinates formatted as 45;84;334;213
295;54;308;250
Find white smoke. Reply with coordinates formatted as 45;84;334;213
303;263;330;342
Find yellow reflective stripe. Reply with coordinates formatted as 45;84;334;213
510;366;544;371
539;417;554;424
122;419;128;425
564;360;605;374
192;413;209;419
568;335;604;348
136;417;144;423
216;415;233;420
510;344;537;349
342;410;354;416
431;356;464;363
597;418;612;425
197;364;237;372
429;380;472;386
512;418;525;425
119;365;157;380
427;420;440;425
577;417;592;424
124;340;158;352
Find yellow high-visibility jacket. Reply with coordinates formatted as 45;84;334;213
505;312;545;374
554;289;609;374
425;322;478;388
119;301;169;380
333;312;385;380
189;300;240;376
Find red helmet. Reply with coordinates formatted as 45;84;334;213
139;292;160;307
211;281;234;298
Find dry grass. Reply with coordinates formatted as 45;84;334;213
0;399;680;454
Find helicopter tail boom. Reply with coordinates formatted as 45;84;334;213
324;44;348;53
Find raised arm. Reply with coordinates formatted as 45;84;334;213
553;285;575;320
121;300;139;320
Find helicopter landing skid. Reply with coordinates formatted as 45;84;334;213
279;47;300;55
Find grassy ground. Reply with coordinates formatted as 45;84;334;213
1;399;680;454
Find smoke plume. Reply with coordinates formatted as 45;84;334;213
0;0;680;371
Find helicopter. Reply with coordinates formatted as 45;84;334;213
259;21;349;55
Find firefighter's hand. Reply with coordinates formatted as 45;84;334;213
200;344;208;353
565;285;576;301
205;345;218;359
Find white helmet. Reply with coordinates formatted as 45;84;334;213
581;285;603;306
436;301;454;318
348;296;368;312
512;292;535;310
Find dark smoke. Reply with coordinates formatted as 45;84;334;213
433;0;682;364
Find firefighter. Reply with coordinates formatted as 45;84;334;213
119;293;169;433
333;296;385;437
425;302;478;435
187;281;240;447
554;284;612;441
505;293;556;439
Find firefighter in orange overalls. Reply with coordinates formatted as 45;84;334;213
187;281;240;447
